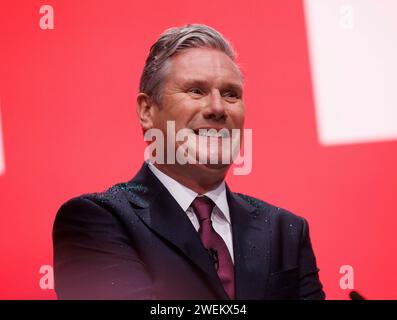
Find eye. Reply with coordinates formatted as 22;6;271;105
188;88;204;96
223;90;241;100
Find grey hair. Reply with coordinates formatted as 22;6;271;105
139;24;239;104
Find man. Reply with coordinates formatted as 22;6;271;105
53;24;325;300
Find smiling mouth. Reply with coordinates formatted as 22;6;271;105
192;128;230;138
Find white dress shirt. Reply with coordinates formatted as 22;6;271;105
148;163;234;263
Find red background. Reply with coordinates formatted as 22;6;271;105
0;0;396;299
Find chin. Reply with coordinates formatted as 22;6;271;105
198;162;230;171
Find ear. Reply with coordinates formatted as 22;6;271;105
136;93;156;131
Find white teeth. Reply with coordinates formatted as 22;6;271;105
196;129;230;138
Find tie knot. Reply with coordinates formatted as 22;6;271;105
191;196;215;222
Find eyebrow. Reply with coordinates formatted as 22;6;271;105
180;79;243;93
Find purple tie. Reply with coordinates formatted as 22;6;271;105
191;196;235;299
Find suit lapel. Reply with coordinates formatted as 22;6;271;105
123;163;229;299
122;163;270;299
227;187;270;299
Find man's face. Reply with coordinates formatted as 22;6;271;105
151;47;245;171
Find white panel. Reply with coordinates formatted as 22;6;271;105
304;0;397;145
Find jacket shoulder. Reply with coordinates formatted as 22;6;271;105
235;193;305;223
81;180;148;205
56;180;149;219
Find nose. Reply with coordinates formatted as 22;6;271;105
203;90;227;122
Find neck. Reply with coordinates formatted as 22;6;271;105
153;163;229;195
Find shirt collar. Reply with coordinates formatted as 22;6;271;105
147;162;230;223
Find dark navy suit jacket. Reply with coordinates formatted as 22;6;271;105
53;163;325;300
